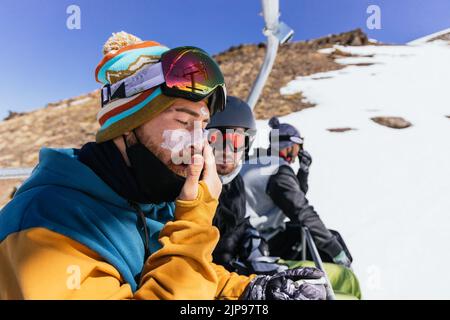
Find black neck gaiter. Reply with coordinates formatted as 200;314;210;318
78;140;146;203
78;137;185;204
123;133;186;204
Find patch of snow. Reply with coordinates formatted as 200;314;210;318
317;47;336;54
69;96;93;107
334;57;379;65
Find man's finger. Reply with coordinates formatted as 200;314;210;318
202;142;216;176
189;154;204;177
281;267;325;280
178;154;204;200
200;141;222;199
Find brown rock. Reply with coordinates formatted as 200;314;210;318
305;28;369;48
4;110;26;121
429;32;450;43
371;116;412;129
327;127;357;133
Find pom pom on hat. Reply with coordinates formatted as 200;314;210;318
268;116;280;129
102;31;143;55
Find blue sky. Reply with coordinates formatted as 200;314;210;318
0;0;449;119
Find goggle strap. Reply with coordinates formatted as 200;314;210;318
104;62;165;104
101;84;111;106
123;62;165;97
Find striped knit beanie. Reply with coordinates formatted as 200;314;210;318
94;32;176;142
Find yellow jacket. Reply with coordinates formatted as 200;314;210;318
0;181;254;299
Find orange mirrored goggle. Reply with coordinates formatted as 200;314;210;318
208;129;254;152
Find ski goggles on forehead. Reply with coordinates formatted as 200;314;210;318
208;129;254;151
101;46;226;115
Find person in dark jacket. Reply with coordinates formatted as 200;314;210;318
207;97;286;275
241;117;352;268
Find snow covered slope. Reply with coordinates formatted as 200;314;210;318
408;28;450;45
254;36;450;299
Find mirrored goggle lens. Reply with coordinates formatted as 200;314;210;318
209;130;246;150
162;47;225;98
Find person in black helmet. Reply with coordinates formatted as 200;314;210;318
240;117;352;268
206;99;340;300
207;97;287;275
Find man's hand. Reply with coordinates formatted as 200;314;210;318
178;142;222;201
241;267;327;300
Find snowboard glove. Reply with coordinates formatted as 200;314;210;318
297;150;312;194
299;150;312;171
240;267;327;300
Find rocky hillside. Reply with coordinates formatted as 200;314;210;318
0;91;100;168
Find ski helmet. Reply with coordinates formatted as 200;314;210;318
207;96;256;131
268;116;303;150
